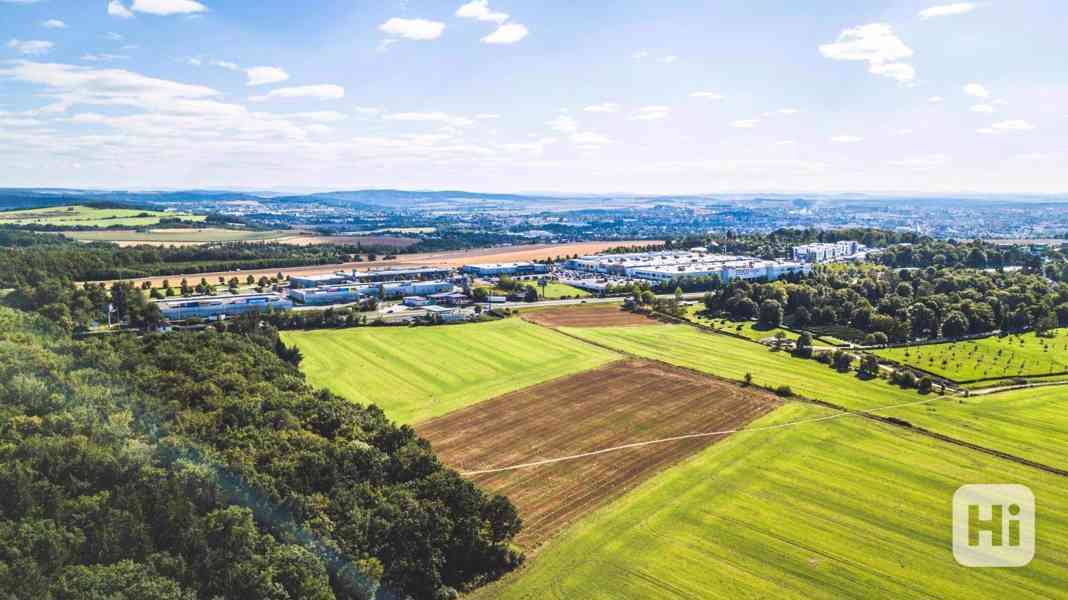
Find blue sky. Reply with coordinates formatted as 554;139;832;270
1;0;1065;193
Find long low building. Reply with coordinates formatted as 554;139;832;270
288;280;456;305
461;262;550;277
566;251;744;276
629;260;811;283
157;293;293;321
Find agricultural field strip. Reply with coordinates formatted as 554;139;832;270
487;403;1068;600
459;395;935;475
418;359;778;548
523;314;1068;473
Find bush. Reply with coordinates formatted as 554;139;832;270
774;385;794;397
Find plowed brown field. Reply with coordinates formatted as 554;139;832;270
417;360;778;549
522;304;662;328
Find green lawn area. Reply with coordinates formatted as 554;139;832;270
682;305;800;342
539;282;591;299
561;323;1068;469
487;403;1068;600
875;330;1068;383
282;319;618;424
0;204;204;228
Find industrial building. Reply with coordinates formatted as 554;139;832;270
288;280;455;305
290;267;454;289
461;262;550;277
156;293;293;321
566;251;810;284
287;286;367;306
792;241;863;263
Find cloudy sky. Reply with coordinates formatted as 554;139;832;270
1;0;1065;193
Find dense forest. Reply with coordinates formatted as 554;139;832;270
703;265;1068;343
0;307;522;599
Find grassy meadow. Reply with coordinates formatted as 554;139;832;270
876;330;1068;382
1;204;204;228
486;403;1068;600
682;305;801;342
64;228;291;245
282;319;618;423
562;323;1068;468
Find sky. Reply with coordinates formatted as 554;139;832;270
0;0;1066;194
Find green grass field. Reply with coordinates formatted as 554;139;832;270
560;323;1068;469
876;331;1068;382
64;228;291;244
683;305;800;342
487;403;1068;600
1;204;204;228
282;319;618;423
561;324;919;411
540;282;592;299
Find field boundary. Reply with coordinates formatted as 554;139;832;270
524;315;1068;480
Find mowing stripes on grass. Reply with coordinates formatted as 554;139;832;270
561;323;1068;471
487;403;1068;600
282;319;617;424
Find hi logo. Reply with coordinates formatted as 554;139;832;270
953;484;1035;567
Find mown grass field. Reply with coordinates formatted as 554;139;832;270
540;282;592;299
561;323;919;411
559;323;1068;469
876;330;1068;382
485;403;1068;600
1;204;204;228
683;305;800;342
282;319;618;423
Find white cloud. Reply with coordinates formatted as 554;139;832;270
251;85;345;102
978;120;1036;134
632;51;649;60
819;23;915;82
891;128;914;136
131;0;207;16
762;108;800;117
211;59;238;70
482;23;528;44
475;113;501;119
42;19;68;29
456;0;509;24
831;135;864;143
570;131;610;146
81;53;130;62
731;119;760;128
7;39;54;55
970;104;994;113
964;83;990;98
105;32;124;41
889;154;951;170
288;111;347;123
928;96;944;102
354;106;382;116
690;91;725;100
629;106;670;121
583;103;619;113
660;55;678;64
383;111;475;127
547;115;578;133
379;18;445;41
245;66;289;86
185;57;203;66
919;3;978;19
107;1;134;18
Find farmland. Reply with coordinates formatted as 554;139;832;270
64;228;293;245
418;360;778;549
281;319;618;423
1;204;204;228
559;323;921;411
486;403;1068;600
875;330;1068;383
523;303;660;328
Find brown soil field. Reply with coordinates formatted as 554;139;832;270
88;240;658;285
416;360;779;550
274;235;419;248
523;304;663;328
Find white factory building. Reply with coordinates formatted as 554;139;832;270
792;241;863;263
461;262;550;277
566;250;810;284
